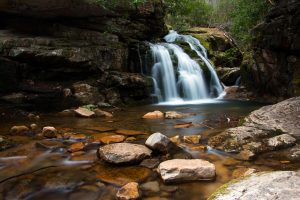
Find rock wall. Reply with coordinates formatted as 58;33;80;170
242;0;300;100
0;0;167;110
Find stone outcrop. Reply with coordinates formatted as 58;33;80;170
209;97;300;160
242;0;300;99
209;171;300;200
183;27;243;86
0;0;167;110
97;143;152;164
158;159;216;183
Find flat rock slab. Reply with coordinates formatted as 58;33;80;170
74;107;95;118
98;143;152;164
209;171;300;200
158;159;216;183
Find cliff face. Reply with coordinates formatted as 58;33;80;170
0;0;167;110
242;0;300;100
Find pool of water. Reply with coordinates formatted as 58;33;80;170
0;100;299;200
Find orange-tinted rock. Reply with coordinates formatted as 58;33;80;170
116;129;148;136
94;164;151;186
69;134;87;140
174;122;193;129
183;135;201;144
116;182;140;200
100;135;126;144
142;111;164;119
68;142;85;153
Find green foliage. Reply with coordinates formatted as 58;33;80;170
165;0;272;48
209;0;271;47
165;0;213;31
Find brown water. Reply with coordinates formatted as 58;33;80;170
0;100;299;200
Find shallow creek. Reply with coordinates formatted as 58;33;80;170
0;100;299;200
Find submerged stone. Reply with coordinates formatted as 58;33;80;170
94;165;151;186
116;182;140;200
183;135;201;144
98;143;152;164
116;129;148;136
100;135;126;144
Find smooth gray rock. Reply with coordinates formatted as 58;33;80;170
145;132;176;153
98;143;152;164
210;171;300;200
158;159;216;183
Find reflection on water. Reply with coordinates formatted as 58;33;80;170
0;100;299;200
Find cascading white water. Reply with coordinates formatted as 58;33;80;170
150;30;225;104
165;44;209;100
164;31;224;97
150;44;180;102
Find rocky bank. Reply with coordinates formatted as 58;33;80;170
0;0;167;110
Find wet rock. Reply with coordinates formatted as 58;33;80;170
30;123;38;130
94;165;151;186
100;135;126;144
165;111;192;119
141;181;160;193
116;182;140;200
0;136;14;151
72;83;103;105
189;145;208;152
170;135;181;145
142;111;164;119
35;140;64;150
145;132;177;154
183;135;201;144
94;109;113;118
59;109;75;117
174;122;194;129
98;143;152;164
10;125;29;135
267;134;296;150
69;133;87;140
74;107;95;118
68;142;85;153
288;145;300;161
209;171;300;200
126;137;137;142
158;159;216;183
116;129;148;136
236;150;256;161
42;126;57;138
140;158;160;169
232;168;256;179
209;97;300;156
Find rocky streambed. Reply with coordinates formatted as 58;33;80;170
0;98;299;200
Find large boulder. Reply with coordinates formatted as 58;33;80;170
209;97;300;159
97;143;152;164
158;159;216;183
209;171;300;200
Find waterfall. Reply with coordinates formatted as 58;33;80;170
150;31;224;104
164;31;224;96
